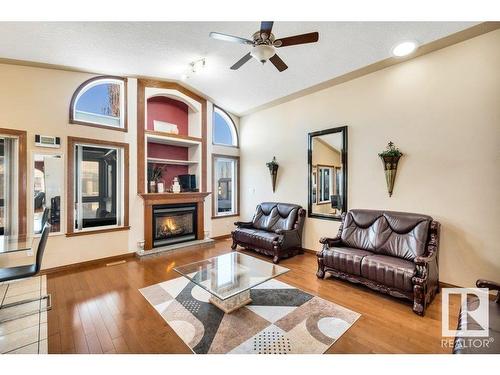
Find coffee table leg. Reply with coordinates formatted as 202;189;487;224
209;290;252;314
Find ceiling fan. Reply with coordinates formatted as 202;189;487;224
209;22;319;72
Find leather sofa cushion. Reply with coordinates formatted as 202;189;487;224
322;247;373;276
377;211;431;260
233;228;281;250
341;209;432;260
360;254;415;292
252;202;299;231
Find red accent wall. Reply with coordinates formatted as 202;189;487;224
148;143;188;160
150;163;188;188
147;97;189;135
147;142;188;187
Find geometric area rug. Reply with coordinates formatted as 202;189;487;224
139;277;360;354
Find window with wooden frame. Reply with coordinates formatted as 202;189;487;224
67;137;129;236
70;76;127;131
212;154;239;218
0;128;27;235
213;106;238;147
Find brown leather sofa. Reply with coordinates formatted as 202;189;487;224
316;209;440;315
453;279;499;354
231;202;306;263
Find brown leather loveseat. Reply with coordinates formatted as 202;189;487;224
316;209;440;315
231;202;306;264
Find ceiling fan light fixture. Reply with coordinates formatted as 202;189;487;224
250;45;275;63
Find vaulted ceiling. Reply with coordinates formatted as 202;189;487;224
0;22;477;115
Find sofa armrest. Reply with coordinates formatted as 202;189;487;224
234;221;253;229
414;220;440;268
319;237;343;247
274;228;292;235
414;250;437;266
477;279;500;303
275;228;301;249
476;279;500;290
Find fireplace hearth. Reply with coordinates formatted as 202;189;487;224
153;203;197;247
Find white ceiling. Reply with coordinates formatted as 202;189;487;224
0;22;477;115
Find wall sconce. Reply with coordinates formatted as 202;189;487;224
266;156;279;193
378;142;403;197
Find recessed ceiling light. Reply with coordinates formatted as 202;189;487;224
392;41;418;57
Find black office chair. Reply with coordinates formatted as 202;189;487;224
0;223;52;323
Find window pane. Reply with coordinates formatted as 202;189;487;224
213;109;237;146
0;139;5;234
75;146;119;229
82;161;99;197
215;158;236;215
0;137;18;235
33;154;63;234
74;81;122;127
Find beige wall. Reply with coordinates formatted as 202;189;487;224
0;63;240;269
0;64;134;269
239;30;500;287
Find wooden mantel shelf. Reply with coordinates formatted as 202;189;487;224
140;192;211;207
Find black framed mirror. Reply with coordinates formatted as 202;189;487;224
308;126;348;221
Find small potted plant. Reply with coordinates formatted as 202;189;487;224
147;165;166;193
378;142;403;197
266;156;279;193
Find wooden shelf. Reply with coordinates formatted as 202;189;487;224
147;157;198;166
145;130;202;147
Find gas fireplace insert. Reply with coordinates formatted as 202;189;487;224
152;203;197;247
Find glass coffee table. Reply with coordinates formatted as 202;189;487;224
174;252;289;313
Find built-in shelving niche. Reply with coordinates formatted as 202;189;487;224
144;87;203;191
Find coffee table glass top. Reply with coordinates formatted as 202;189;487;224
174;252;289;300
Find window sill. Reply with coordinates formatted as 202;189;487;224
66;226;130;237
211;214;239;220
212;142;239;149
69;120;128;133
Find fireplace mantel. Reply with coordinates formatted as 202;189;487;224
141;192;211;250
140;192;210;205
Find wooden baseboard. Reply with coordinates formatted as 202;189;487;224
40;252;135;275
303;248;318;255
211;234;232;241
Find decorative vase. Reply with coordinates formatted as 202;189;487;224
148;181;156;193
157;181;165;193
266;156;279;193
380;155;401;197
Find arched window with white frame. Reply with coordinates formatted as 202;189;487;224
70;76;127;131
213;106;238;147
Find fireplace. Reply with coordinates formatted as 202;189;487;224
152;203;197;247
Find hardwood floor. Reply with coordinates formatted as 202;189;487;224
46;238;460;354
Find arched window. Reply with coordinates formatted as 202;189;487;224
213;106;238;147
70;76;126;130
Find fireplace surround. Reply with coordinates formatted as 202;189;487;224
153;203;197;247
141;192;210;251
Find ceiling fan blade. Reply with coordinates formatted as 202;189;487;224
209;32;253;45
275;32;319;47
260;21;274;35
230;53;253;70
269;54;288;72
